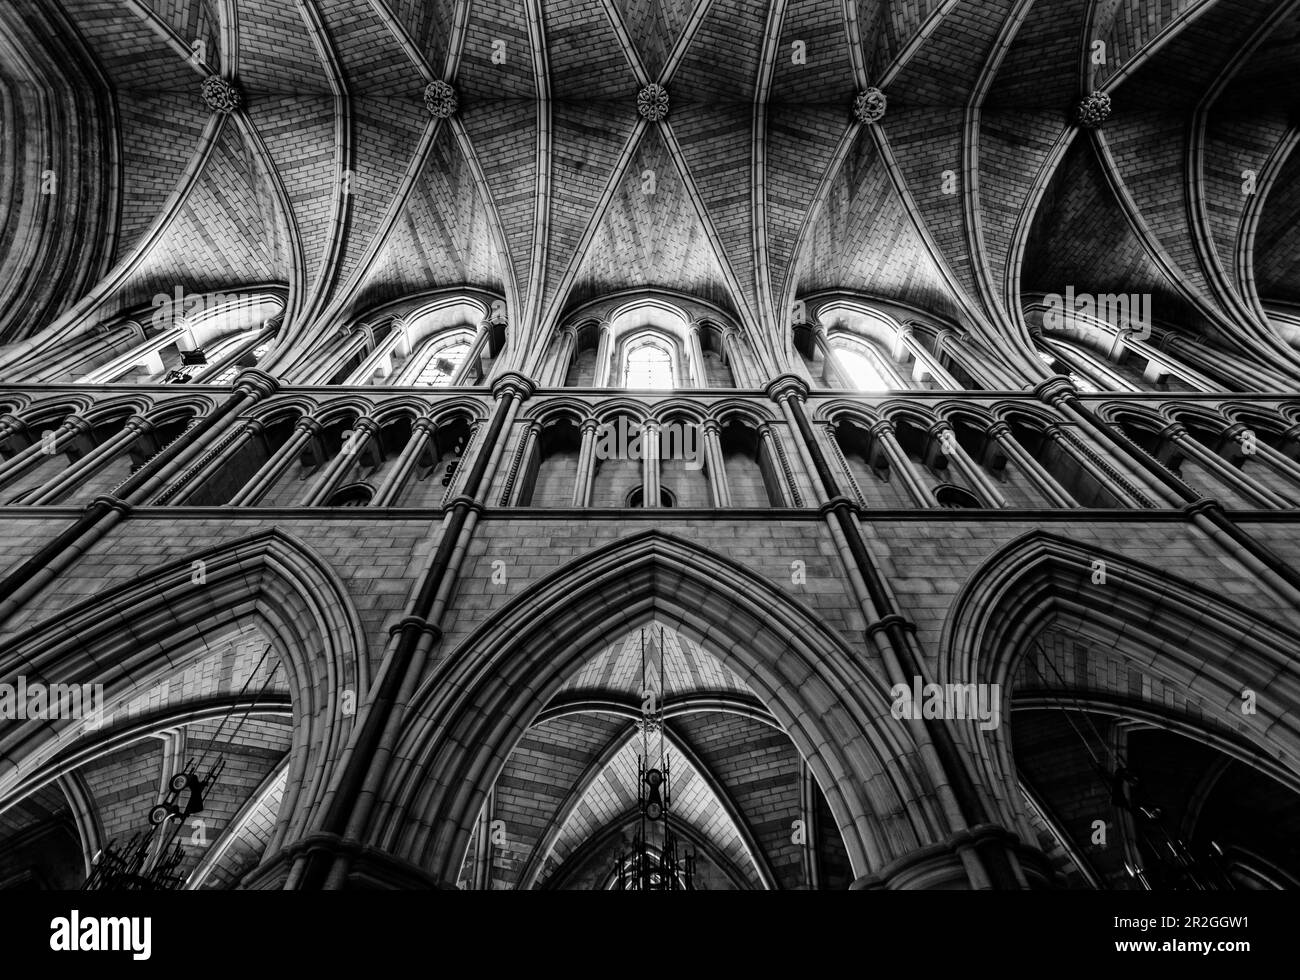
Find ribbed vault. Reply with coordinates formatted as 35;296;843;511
1;0;1298;386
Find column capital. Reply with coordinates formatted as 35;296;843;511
348;416;381;433
295;416;324;435
766;374;810;402
62;415;93;436
411;416;439;435
232;368;280;399
1182;497;1221;518
1159;422;1187;441
1032;376;1078;406
491;372;537;402
388;615;444;642
869;418;897;438
986;420;1012;439
89;494;133;515
580;417;601;434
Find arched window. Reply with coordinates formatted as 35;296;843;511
211;340;274;385
413;341;471;386
625;340;674;389
327;483;374;507
833;343;890;391
934;484;981;508
627;486;675;507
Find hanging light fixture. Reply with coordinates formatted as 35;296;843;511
84;645;280;890
612;626;696;890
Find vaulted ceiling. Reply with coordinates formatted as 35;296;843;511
2;0;1299;383
457;624;853;890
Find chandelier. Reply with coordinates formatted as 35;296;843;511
612;626;696;890
84;645;279;890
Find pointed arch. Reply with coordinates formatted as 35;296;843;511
376;530;960;883
0;528;368;855
940;530;1300;840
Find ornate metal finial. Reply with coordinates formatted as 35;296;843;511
637;83;669;122
1077;90;1112;128
201;76;242;113
853;87;887;124
424;80;458;118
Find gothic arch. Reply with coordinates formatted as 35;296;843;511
0;528;369;853
375;531;957;884
940;530;1300;841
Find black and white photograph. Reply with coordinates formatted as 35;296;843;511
0;0;1293;963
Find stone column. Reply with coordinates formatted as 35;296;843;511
372;417;438;506
593;322;614;387
811;326;851;388
721;328;749;387
551;326;577;387
819;421;865;506
930;421;1006;508
449;322;490;387
1236;423;1300;490
687;322;708;388
641;420;660;507
870;420;934;508
28;415;153;505
0;416;89;488
0;414;23;444
1163;423;1290;509
986;422;1076;507
899;330;957;389
229;417;322;506
769;378;825;506
702;420;731;507
573;419;599;507
1041;423;1146;507
500;421;540;506
300;417;380;506
159;419;265;504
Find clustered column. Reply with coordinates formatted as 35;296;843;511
701;420;731;507
28;414;154;505
228;417;322;506
641;420;660;507
0;415;90;490
373;417;439;506
1162;422;1290;509
572;419;599;507
870;420;933;508
930;421;1006;508
300;417;380;506
986;422;1076;507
